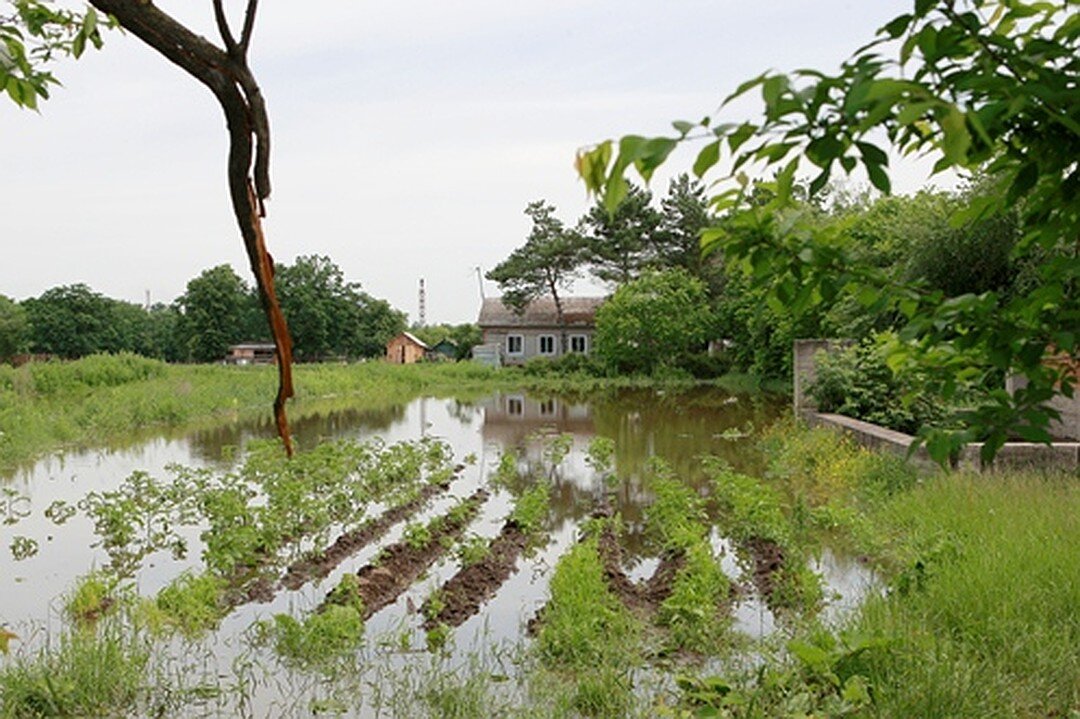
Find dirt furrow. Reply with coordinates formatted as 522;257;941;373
420;519;530;630
325;488;490;620
280;479;453;591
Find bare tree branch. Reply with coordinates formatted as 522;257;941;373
211;0;239;54
87;0;294;456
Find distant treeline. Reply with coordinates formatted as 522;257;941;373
0;255;413;363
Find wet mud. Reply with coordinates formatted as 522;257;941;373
281;479;452;591
325;488;490;620
420;519;531;630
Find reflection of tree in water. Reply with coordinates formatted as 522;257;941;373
446;399;481;425
187;403;408;462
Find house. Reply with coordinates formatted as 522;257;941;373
225;343;277;365
386;332;429;364
427;338;459;361
476;296;604;365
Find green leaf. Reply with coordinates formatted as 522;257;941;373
693;140;721;178
866;161;892;194
882;13;913;38
938;107;971;167
672;119;695;136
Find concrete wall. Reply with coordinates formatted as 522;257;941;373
797;340;1080;472
793;338;850;415
1005;375;1080;441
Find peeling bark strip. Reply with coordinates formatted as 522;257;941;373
87;0;294;454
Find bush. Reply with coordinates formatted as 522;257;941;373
809;337;950;434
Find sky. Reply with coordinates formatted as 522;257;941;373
1;0;936;325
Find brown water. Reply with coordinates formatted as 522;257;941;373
0;387;876;717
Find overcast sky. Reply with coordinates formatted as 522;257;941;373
2;0;935;325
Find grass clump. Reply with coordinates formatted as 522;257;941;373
65;572;122;627
144;571;227;637
264;604;365;670
0;623;148;718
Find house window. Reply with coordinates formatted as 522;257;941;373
507;396;524;416
506;334;524;355
538;335;556;355
539;398;556;416
569;335;588;353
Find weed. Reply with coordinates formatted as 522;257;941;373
0;621;148;718
536;535;640;670
8;535;38;560
264;604;365;670
508;482;550;536
403;522;433;550
65;572;121;626
644;459;707;551
454;535;491;568
149;571;227;637
658;542;730;654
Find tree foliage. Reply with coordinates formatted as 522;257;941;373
276;255;405;361
0;1;109;108
578;0;1080;462
579;184;662;285
0;294;30;359
486;201;584;348
593;269;714;375
175;265;258;363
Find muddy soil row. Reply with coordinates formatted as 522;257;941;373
229;479;455;605
281;478;453;591
420;518;533;630
744;536;786;604
325;488;490;620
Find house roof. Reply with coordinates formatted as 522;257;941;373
478;296;605;328
394;332;430;349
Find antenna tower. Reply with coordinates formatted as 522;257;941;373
418;278;426;327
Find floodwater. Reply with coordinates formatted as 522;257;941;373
0;387;877;716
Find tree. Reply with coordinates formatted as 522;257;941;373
578;0;1080;462
5;0;296;454
0;295;31;360
580;184;662;285
656;174;715;280
176;265;257;363
276;255;404;361
23;284;118;358
486;201;584;352
594;269;713;375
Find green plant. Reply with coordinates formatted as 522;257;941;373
151;571;227;637
0;622;148;718
264;604;365;670
658;542;731;654
508;483;551;536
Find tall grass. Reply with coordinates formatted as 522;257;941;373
0;356;513;473
856;472;1080;717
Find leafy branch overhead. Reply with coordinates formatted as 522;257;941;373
577;0;1080;463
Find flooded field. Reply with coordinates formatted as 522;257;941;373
0;387;877;717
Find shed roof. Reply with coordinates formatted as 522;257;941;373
478;296;605;328
392;332;430;349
